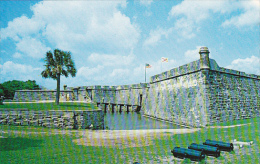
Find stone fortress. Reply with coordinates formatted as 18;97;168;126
13;47;260;127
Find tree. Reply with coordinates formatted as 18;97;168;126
41;49;76;105
1;80;40;99
0;84;3;105
0;84;4;97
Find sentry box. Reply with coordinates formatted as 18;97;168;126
171;147;206;161
188;143;221;157
203;139;234;152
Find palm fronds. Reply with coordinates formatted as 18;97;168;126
41;49;77;79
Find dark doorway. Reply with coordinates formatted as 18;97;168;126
139;94;142;106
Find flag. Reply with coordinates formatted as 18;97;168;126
145;63;152;68
161;57;168;62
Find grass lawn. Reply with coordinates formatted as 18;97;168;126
0;102;99;111
0;117;259;164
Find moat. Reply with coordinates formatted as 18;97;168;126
104;111;183;130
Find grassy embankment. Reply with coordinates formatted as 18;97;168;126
0;102;259;164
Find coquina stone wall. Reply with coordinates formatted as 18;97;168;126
14;90;75;102
0;109;104;129
14;84;148;112
143;59;207;127
205;60;260;124
14;84;147;103
87;83;148;112
143;47;260;127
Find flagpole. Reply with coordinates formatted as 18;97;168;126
145;65;146;83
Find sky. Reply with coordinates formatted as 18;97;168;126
0;0;259;89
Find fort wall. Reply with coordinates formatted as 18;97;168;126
13;84;148;111
143;47;260;127
87;83;148;111
12;47;260;127
205;61;260;124
143;59;207;127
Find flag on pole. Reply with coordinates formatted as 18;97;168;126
145;63;152;68
145;63;151;83
161;57;168;62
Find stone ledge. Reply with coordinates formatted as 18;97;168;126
0;109;104;130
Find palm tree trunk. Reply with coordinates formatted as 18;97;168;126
56;73;60;105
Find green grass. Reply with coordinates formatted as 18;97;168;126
0;102;99;111
0;117;259;164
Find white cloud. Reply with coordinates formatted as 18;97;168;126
169;1;231;39
168;0;259;39
143;28;173;47
0;61;42;83
0;15;45;41
169;1;231;22
144;10;152;17
184;46;213;63
77;65;105;79
86;11;139;49
78;51;136;84
184;46;201;62
110;68;130;77
222;0;260;27
140;0;153;6
77;65;133;85
173;18;196;39
34;1;139;50
16;37;51;58
0;61;40;75
13;52;22;58
226;56;260;75
0;1;140;58
88;52;135;66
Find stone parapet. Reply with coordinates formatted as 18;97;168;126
150;60;201;83
210;59;259;79
150;58;259;83
13;90;74;102
86;83;148;106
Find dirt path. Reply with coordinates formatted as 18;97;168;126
208;123;251;129
72;128;201;148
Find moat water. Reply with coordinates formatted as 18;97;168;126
104;111;183;130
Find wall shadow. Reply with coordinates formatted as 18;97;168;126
0;137;43;151
58;104;91;108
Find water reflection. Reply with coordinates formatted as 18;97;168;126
104;111;183;130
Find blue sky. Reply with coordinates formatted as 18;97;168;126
0;0;259;89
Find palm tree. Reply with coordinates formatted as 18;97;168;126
41;49;77;105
